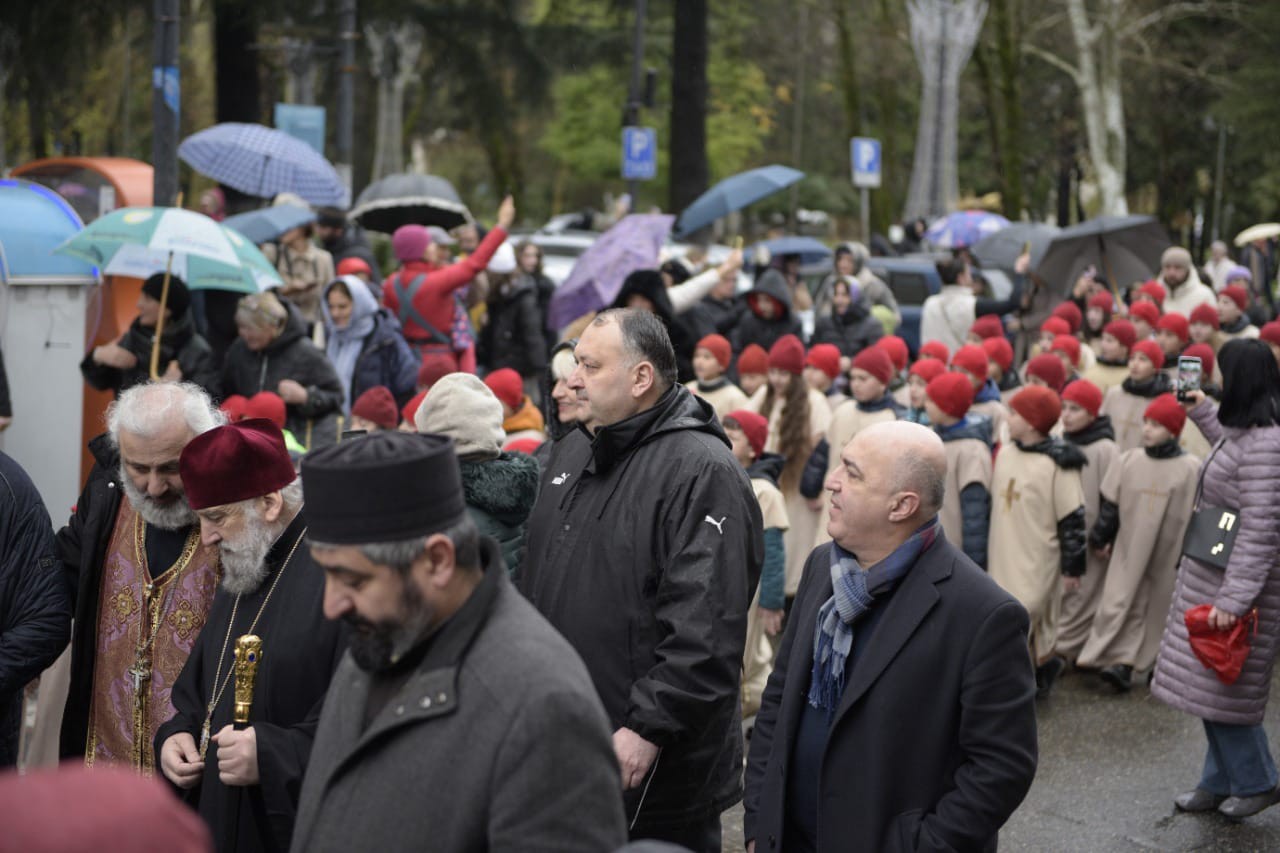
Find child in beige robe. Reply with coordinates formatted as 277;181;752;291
924;371;993;568
1081;319;1135;395
988;386;1087;697
1053;380;1120;662
1100;339;1172;453
1078;393;1200;690
686;334;748;420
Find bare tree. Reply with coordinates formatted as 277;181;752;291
365;21;424;181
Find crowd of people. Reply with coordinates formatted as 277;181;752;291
4;197;1280;852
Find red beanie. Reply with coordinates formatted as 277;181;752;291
1189;303;1220;329
909;358;947;384
696;334;733;370
1144;393;1187;437
1088;292;1115;313
925;372;975;419
351;385;400;430
1157;312;1190;343
1131;339;1165;368
768;335;806;375
1104;319;1137;350
876;335;909;372
969;314;1004;340
179;420;296;510
1062;379;1103;417
1010;385;1062;436
220;394;249;423
737;343;769;375
1183;342;1216;379
1026;353;1067;392
1221;284;1249;313
1052;334;1081;368
244;392;286;430
918;340;951;363
417;353;456;390
725;409;769;457
1129;301;1161;327
1137;280;1167;307
852;346;894;385
336;256;372;277
1262;322;1280;348
1040;317;1071;338
951;344;989;383
401;389;429;425
805;344;842;380
982;336;1014;373
483;367;525;411
1052;302;1083;333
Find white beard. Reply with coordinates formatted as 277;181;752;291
120;469;197;530
218;513;278;595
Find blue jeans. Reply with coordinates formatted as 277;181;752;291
1199;719;1279;797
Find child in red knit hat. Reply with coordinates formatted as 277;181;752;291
1083;319;1136;394
1078;392;1200;692
1099;339;1171;453
924;371;993;569
1216;285;1259;342
1128;301;1160;342
736;343;770;398
904;359;947;425
952;343;1008;443
989;385;1087;698
686;334;749;419
722;409;790;717
1053;379;1120;666
803;343;845;407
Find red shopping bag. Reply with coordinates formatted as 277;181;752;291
1184;604;1258;685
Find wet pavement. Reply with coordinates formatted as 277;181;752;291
721;670;1280;851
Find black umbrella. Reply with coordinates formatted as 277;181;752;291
350;173;473;233
971;222;1059;272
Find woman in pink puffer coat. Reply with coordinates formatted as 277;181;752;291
1151;338;1280;819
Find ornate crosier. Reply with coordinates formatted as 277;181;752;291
233;635;263;726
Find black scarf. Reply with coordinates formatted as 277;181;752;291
696;376;731;393
1014;437;1088;470
1121;372;1172;399
1145;439;1184;459
1065;414;1116;446
1223;315;1252;335
1095;355;1128;368
857;392;902;415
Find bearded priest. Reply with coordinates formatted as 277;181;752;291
156;419;345;853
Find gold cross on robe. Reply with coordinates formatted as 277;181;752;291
1002;478;1021;511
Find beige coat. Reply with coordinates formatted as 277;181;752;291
938;436;993;549
750;385;832;595
988;444;1086;659
1081;361;1130;395
1054;433;1120;659
742;477;790;717
686;379;750;421
1099;387;1149;453
1078;448;1200;670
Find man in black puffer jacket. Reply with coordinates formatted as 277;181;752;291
519;309;763;852
0;452;70;767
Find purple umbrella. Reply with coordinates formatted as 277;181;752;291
547;214;674;332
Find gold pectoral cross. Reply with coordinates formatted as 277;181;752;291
128;658;152;694
1002;478;1021;511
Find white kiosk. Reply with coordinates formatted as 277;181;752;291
0;178;98;518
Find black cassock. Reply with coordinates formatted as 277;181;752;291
156;511;346;853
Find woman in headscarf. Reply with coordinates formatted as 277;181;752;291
321;275;419;414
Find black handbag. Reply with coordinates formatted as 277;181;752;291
1182;441;1240;571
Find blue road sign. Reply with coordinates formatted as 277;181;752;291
622;127;657;181
851;137;882;188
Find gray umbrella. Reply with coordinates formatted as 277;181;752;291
350;173;474;233
971;222;1059;272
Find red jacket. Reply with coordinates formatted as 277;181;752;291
381;226;507;342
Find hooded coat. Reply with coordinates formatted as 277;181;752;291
518;385;763;829
481;274;550;379
321;280;419;411
0;452;70;767
1151;402;1280;725
732;270;804;354
459;452;540;578
219;300;346;450
81;311;218;396
811;295;884;357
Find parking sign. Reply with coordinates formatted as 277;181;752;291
622;127;657;181
851;137;881;188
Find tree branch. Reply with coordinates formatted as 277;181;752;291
1120;1;1243;40
1022;43;1082;83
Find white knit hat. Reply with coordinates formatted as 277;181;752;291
415;373;504;460
487;242;517;274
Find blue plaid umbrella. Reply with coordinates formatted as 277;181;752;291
179;123;348;207
925;210;1011;249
